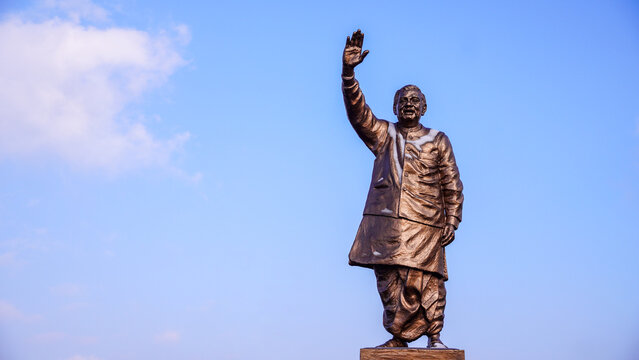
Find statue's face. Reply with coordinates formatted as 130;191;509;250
396;88;426;126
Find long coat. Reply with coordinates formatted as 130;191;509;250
343;74;464;277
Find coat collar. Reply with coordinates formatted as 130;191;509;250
396;123;431;136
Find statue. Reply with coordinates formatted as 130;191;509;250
342;30;464;349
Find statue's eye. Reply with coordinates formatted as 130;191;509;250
411;97;419;102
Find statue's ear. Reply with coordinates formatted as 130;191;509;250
392;89;401;115
421;103;427;116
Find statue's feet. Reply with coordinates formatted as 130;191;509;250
376;337;408;348
428;335;448;349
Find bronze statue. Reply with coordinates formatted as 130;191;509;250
343;30;464;349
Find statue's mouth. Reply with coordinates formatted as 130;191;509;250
402;107;416;115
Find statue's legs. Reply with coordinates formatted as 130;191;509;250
374;265;446;347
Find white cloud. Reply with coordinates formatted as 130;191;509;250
155;330;181;343
66;355;101;360
33;331;98;344
0;301;23;319
50;282;83;296
1;235;51;252
0;300;41;322
0;233;54;268
26;198;41;207
62;301;91;311
0;1;191;173
33;331;67;343
0;251;20;267
43;0;110;23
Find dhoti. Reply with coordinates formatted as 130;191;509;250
374;265;446;342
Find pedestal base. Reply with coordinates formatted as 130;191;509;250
360;348;465;360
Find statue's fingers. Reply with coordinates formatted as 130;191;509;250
346;36;351;46
353;30;361;46
445;230;453;241
361;50;369;60
445;232;455;246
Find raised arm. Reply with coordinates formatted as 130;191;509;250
342;30;387;155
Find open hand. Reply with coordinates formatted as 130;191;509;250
343;29;369;69
441;224;456;247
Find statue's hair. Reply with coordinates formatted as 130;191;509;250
393;84;427;115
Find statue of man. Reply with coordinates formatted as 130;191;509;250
342;29;464;349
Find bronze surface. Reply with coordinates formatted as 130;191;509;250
343;29;464;349
360;348;465;360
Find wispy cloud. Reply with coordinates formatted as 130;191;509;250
34;331;98;344
0;300;41;322
155;330;181;343
0;0;191;174
42;0;110;23
62;301;91;311
50;283;83;297
33;331;67;343
1;233;51;251
0;232;55;268
0;251;20;267
66;355;101;360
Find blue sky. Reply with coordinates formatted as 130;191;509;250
0;1;638;360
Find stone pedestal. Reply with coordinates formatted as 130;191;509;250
360;348;465;360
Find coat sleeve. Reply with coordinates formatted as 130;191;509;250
342;74;388;155
436;133;464;229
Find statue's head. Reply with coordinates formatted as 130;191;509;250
393;85;427;127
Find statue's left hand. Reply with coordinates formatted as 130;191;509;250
441;224;455;247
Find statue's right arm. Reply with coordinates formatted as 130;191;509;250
342;72;387;154
342;30;387;154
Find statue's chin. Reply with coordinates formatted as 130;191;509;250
398;117;421;128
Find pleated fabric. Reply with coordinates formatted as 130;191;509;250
350;215;447;280
374;265;446;342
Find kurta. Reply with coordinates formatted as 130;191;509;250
343;73;464;278
350;215;448;279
